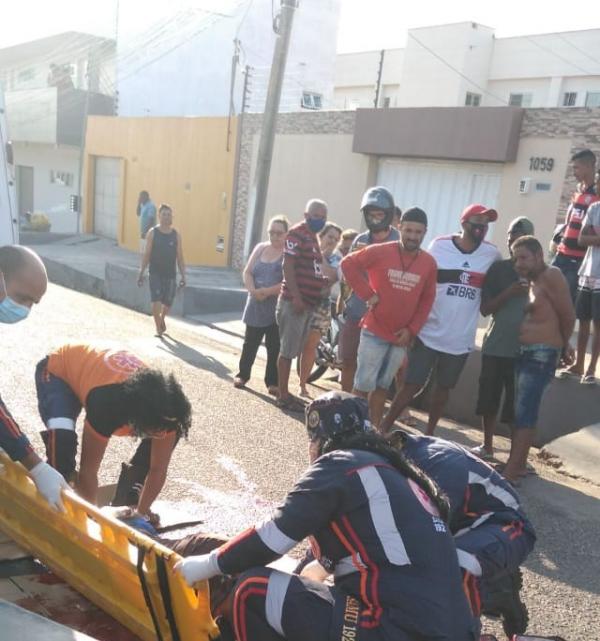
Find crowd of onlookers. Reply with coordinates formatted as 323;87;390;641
233;148;599;484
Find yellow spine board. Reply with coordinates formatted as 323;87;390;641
0;453;219;641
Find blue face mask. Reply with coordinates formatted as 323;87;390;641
307;217;326;234
0;296;30;324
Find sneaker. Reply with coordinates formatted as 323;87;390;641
233;377;247;389
481;569;528;638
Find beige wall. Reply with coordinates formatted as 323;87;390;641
83;116;237;267
495;137;573;256
250;132;373;240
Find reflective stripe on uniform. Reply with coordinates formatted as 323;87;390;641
256;520;298;555
357;466;411;566
265;570;292;636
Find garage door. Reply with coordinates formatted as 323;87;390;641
377;158;502;246
93;157;121;240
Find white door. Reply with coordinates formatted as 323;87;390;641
377;158;502;246
93;157;121;240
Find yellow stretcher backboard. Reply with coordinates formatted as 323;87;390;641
0;453;219;641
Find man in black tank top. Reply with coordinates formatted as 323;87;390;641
138;203;186;336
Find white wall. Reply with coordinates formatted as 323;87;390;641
117;0;341;117
486;77;551;107
333;25;600;111
13;143;80;233
490;30;600;81
397;22;495;108
6;88;57;144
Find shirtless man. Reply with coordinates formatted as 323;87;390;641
503;236;575;483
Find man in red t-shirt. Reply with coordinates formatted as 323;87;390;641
341;208;437;427
276;199;328;411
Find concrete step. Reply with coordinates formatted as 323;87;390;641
30;234;246;318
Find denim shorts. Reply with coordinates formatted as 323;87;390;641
514;344;560;429
354;329;406;392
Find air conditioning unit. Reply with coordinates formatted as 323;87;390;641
519;178;531;194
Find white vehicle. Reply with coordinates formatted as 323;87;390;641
0;89;18;245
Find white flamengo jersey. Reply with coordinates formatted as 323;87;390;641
419;236;501;355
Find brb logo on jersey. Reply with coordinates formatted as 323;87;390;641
104;350;144;374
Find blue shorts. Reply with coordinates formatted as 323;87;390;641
354;329;406;393
35;358;82;427
455;520;536;579
514;344;559;429
149;273;177;306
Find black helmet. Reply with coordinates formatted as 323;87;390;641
360;186;395;233
305;392;372;445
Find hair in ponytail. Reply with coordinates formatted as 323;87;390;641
322;432;450;522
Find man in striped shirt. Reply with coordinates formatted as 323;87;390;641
276;199;329;412
552;149;598;303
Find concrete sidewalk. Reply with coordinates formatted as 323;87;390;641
25;232;246;317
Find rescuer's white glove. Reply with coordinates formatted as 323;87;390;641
174;551;221;586
29;461;68;511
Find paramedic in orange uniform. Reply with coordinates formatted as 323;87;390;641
34;344;191;516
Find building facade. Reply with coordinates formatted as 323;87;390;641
334;23;600;111
232;106;600;270
116;0;341;118
0;32;115;233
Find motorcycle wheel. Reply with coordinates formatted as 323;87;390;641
307;365;329;384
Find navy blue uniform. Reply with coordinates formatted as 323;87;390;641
401;433;535;579
0;392;33;461
214;449;477;641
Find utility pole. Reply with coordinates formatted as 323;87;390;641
75;56;92;234
248;0;298;253
374;49;385;108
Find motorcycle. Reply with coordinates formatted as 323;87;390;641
297;313;342;384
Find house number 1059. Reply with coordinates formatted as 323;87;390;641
529;157;554;171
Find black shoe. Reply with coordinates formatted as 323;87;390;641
482;569;528;638
111;462;147;506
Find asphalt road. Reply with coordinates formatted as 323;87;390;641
1;283;599;640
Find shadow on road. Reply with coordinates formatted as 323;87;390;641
240;386;305;423
520;474;600;596
157;334;232;381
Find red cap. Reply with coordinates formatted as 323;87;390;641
460;203;498;224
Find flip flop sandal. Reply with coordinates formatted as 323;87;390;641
276;395;306;413
580;374;597;385
399;414;418;427
556;369;581;380
471;445;495;462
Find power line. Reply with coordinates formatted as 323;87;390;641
553;34;600;71
408;32;509;105
525;36;594;76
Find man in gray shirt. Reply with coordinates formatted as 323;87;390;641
472;217;534;460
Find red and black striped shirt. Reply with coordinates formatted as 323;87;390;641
557;185;599;260
281;221;327;307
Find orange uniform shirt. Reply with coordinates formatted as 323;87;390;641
47;344;146;437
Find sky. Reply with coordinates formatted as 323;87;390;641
0;0;595;52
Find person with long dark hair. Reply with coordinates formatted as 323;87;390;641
175;391;477;641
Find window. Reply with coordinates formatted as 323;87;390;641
301;91;323;110
17;68;35;83
509;93;533;107
50;170;73;187
585;92;600;108
563;92;577;107
465;92;481;106
383;96;391;108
